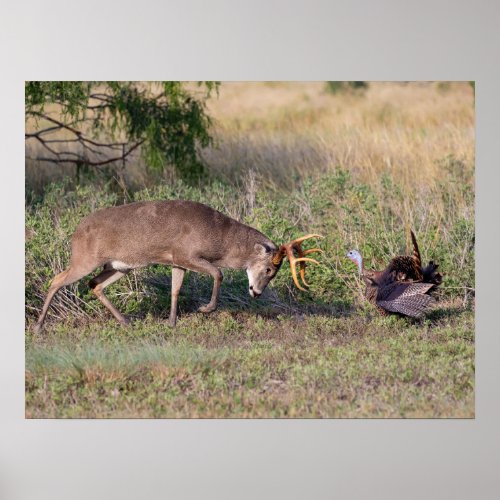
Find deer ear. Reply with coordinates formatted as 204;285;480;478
254;243;273;255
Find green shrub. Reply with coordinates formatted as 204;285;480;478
25;166;474;326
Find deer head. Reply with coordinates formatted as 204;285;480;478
246;234;323;297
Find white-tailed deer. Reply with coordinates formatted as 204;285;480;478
34;200;323;332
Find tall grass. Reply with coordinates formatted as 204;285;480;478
25;81;474;326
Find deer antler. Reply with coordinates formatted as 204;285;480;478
272;234;324;291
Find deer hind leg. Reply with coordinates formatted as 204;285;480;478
168;266;186;328
89;268;130;326
34;265;95;334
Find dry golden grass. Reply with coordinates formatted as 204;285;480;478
203;81;474;191
26;82;474;195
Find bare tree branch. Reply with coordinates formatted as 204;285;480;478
26;106;141;168
28;139;144;167
28;111;82;136
25;125;64;137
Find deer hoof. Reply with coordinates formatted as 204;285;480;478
198;304;216;314
119;317;131;327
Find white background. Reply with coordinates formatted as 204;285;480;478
0;1;498;499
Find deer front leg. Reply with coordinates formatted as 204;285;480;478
197;262;223;314
168;267;186;327
198;268;223;314
175;257;223;314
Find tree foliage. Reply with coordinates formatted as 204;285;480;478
25;81;219;180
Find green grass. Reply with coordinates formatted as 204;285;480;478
25;308;474;418
25;168;474;321
24;170;475;418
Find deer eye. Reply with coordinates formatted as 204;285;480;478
266;268;272;275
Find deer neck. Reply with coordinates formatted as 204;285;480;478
223;225;275;270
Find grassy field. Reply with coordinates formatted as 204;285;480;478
25;82;475;418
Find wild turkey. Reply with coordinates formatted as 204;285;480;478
346;230;443;318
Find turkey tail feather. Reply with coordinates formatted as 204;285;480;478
379;281;434;302
378;294;435;318
410;230;422;271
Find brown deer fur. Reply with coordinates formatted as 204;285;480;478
34;200;290;332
